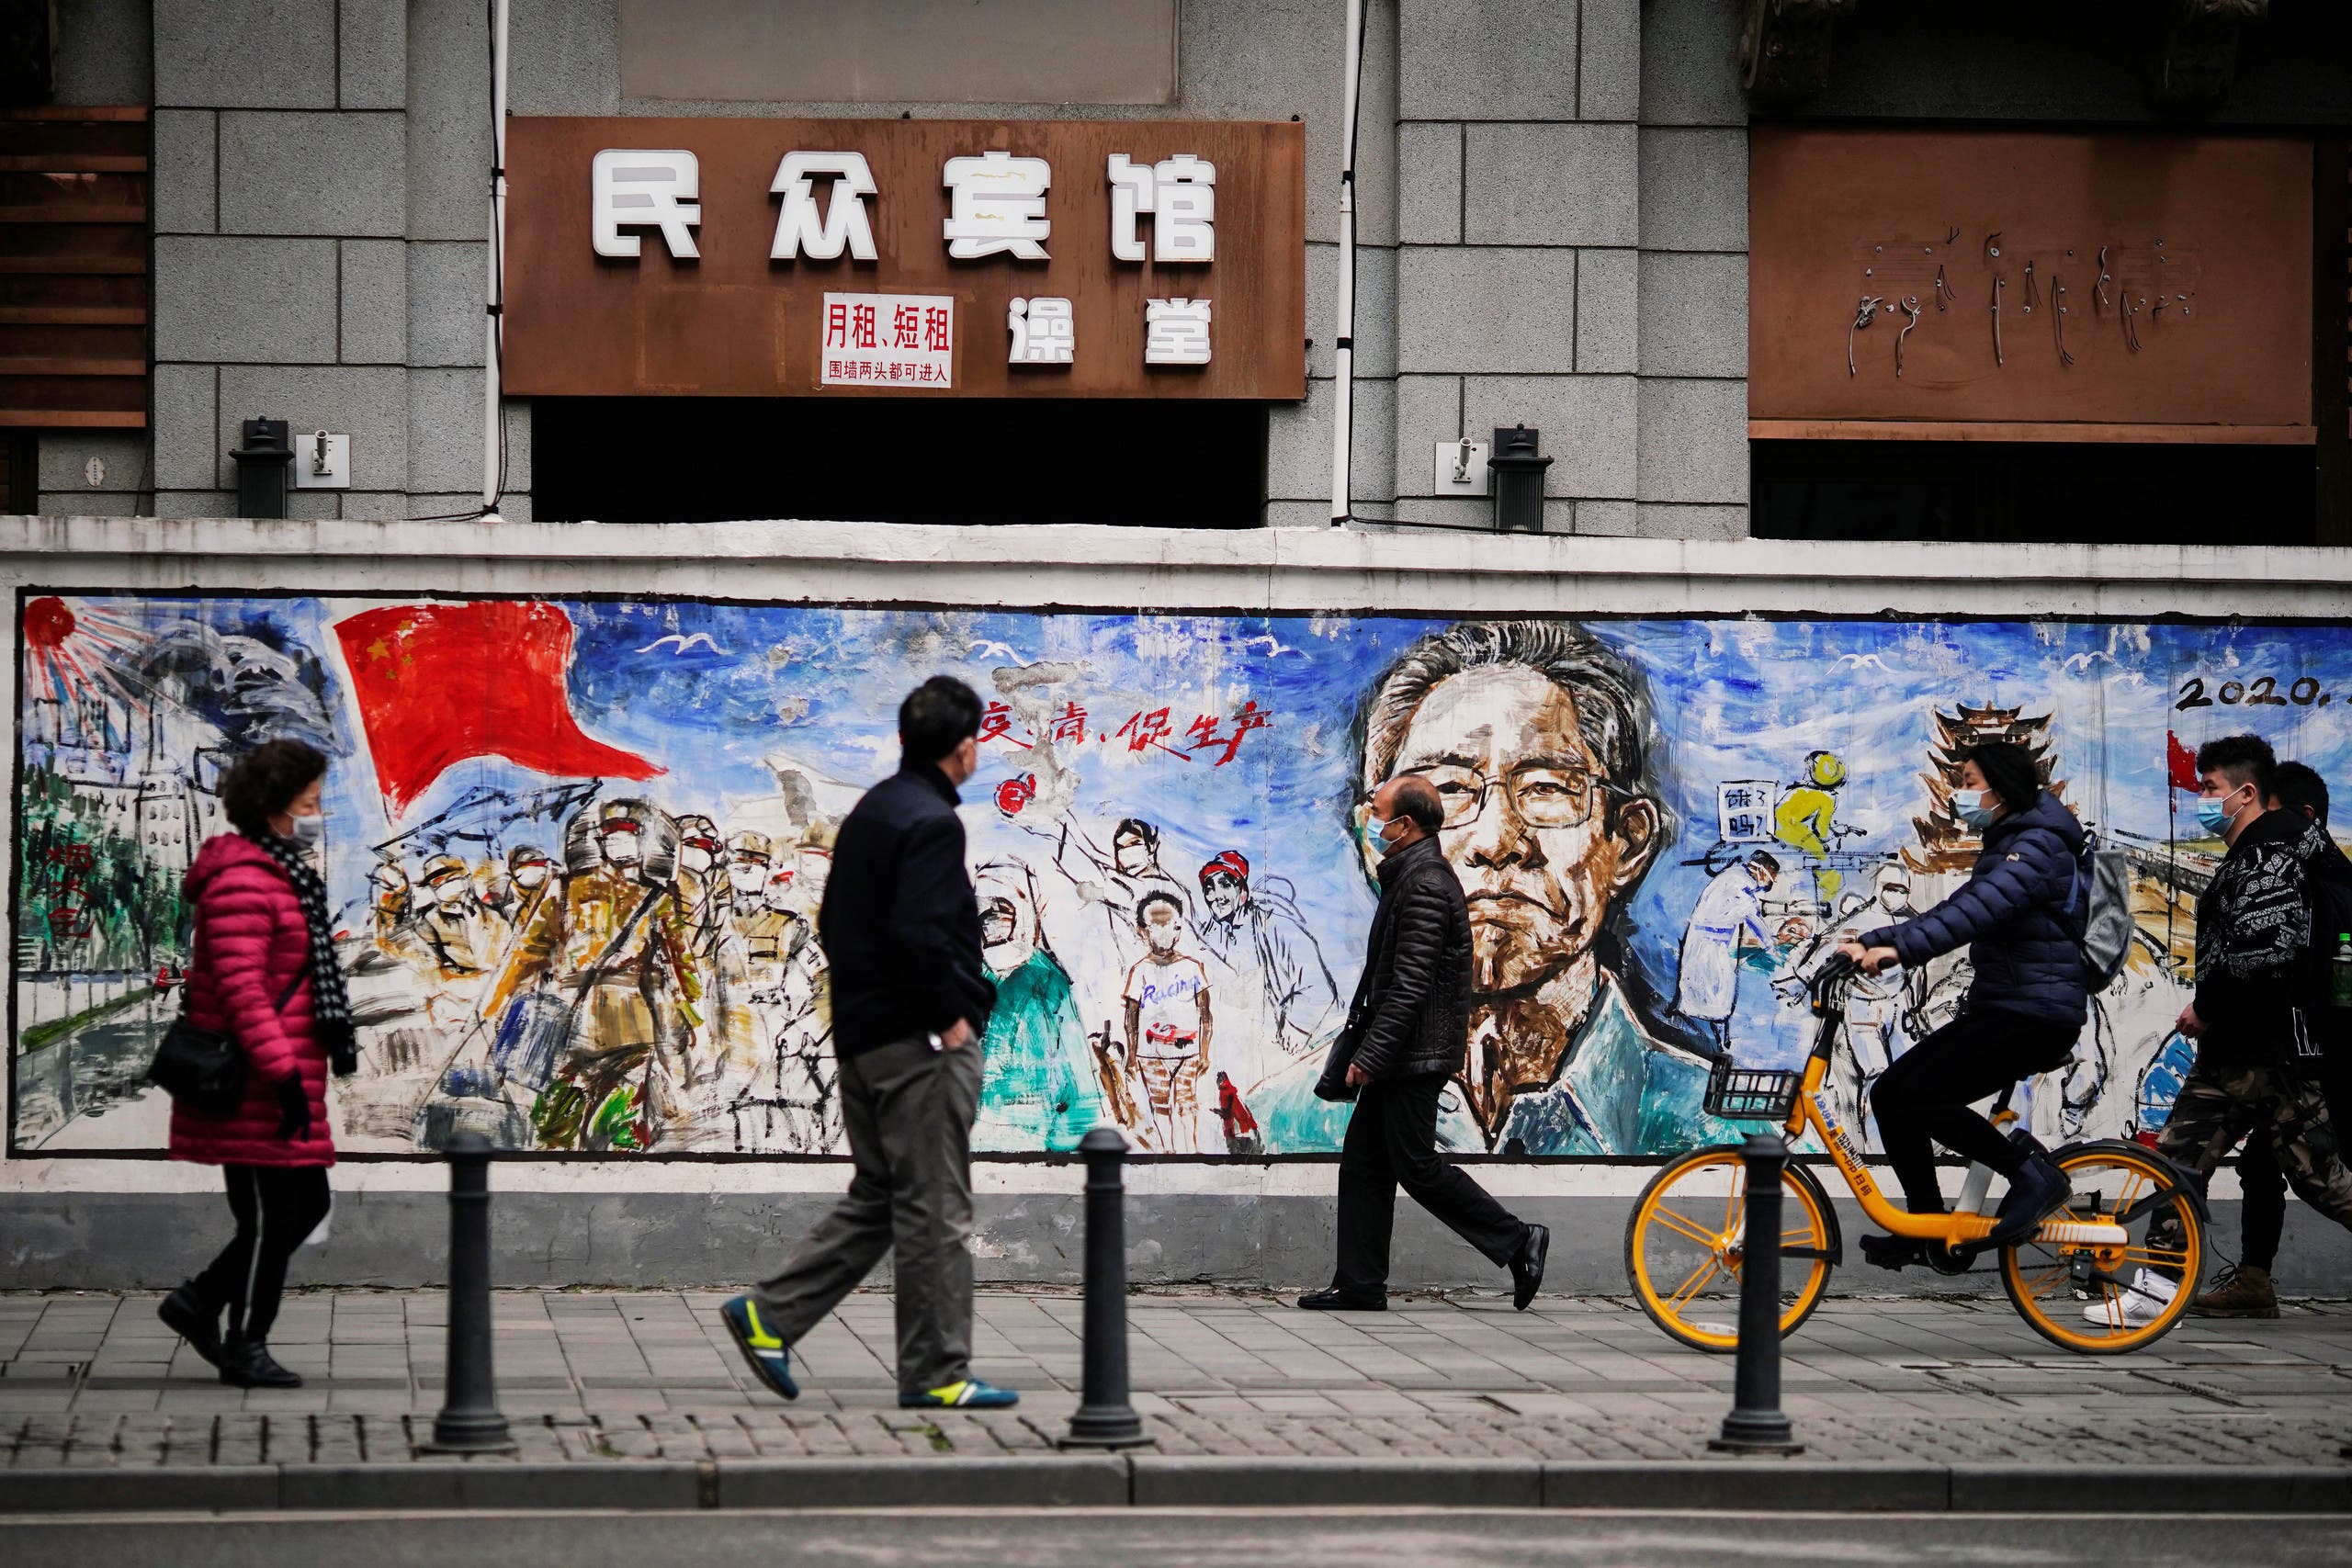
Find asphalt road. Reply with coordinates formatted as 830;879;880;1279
6;1509;2350;1567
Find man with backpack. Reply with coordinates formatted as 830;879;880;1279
2190;759;2352;1317
2135;736;2352;1328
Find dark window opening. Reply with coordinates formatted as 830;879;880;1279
532;397;1267;528
1751;438;2317;547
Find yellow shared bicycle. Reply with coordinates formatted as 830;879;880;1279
1624;955;2208;1355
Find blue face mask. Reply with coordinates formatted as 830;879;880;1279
2195;790;2240;838
1951;788;1996;831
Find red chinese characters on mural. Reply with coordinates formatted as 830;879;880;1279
43;840;96;940
978;700;1031;750
979;698;1270;765
1182;700;1269;766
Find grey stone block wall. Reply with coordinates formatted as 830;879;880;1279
1387;0;1750;536
30;0;1759;536
1633;0;1749;534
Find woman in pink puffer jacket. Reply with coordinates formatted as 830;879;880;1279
156;739;352;1390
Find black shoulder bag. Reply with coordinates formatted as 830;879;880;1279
148;968;307;1117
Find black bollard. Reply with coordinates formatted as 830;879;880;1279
423;1130;515;1454
1058;1126;1150;1450
1710;1131;1804;1455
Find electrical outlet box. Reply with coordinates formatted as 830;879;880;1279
289;431;351;491
1433;438;1490;496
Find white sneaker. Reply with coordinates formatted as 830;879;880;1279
2079;1268;2178;1328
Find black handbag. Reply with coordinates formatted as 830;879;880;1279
148;968;306;1116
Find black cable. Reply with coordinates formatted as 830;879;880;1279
413;2;508;525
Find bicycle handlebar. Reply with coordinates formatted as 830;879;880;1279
1810;951;1860;992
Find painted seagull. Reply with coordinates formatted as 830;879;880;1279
637;632;726;656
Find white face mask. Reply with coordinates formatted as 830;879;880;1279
514;865;548;890
288;814;325;852
681;847;714;874
604;833;642;865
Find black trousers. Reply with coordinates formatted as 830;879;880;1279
1870;1010;2078;1215
1334;1072;1528;1292
190;1165;333;1342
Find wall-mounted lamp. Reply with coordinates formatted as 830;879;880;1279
1487;424;1552;534
229;417;292;519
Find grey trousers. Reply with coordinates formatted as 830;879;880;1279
751;1034;983;1394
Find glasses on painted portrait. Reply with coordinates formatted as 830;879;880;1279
1403;764;1623;829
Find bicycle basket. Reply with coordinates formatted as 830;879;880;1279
1702;1066;1804;1122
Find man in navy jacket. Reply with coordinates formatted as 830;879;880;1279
719;677;1018;1410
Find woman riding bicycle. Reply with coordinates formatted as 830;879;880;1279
1837;739;2087;1265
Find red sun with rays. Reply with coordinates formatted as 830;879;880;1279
21;594;148;721
24;595;74;651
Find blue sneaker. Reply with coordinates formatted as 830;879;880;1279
898;1378;1019;1409
717;1294;799;1400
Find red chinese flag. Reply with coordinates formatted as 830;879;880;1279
334;602;662;817
2166;731;2202;792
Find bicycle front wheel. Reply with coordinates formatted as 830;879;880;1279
2000;1140;2204;1355
1624;1144;1835;1353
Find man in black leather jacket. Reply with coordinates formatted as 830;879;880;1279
1299;774;1549;1313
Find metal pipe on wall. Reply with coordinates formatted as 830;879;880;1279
481;0;512;518
1329;0;1364;526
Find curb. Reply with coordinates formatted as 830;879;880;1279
0;1457;2346;1515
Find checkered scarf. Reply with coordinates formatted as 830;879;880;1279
248;829;357;1072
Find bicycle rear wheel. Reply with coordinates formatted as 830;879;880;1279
2000;1140;2204;1355
1624;1145;1835;1353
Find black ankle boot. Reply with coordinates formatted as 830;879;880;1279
217;1337;302;1389
157;1283;222;1368
1987;1155;2074;1249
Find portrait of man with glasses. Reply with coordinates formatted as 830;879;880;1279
1346;619;1727;1156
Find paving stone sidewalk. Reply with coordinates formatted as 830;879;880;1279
5;1288;2351;1474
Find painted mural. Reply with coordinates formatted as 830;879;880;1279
14;592;2349;1162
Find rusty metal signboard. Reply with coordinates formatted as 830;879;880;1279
1749;127;2313;443
503;117;1306;400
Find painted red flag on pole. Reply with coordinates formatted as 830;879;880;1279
2165;731;2201;792
334;602;662;817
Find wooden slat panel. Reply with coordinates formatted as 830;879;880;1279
0;111;150;431
0;107;148;121
0;409;145;428
0;274;144;307
0;171;148;206
0;225;146;264
0;206;149;225
0;123;148;159
0;373;146;414
0;155;147;174
0;321;145;356
0;255;143;275
0;306;146;325
0;356;147;377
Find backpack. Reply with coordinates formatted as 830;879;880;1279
2065;832;2135;993
2292;845;2352;1055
